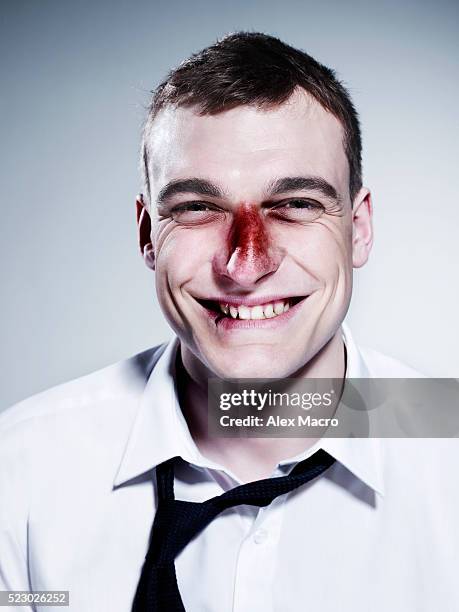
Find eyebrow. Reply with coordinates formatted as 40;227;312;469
267;176;339;201
157;178;224;205
156;175;340;206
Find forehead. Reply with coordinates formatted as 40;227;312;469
148;89;349;197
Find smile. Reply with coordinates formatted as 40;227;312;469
195;295;308;323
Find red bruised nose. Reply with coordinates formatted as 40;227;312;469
213;203;283;287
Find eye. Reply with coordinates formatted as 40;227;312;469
170;201;223;225
269;199;325;222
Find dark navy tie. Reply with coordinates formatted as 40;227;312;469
132;448;335;611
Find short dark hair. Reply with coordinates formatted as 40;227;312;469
141;31;362;203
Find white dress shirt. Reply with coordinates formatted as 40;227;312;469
1;323;458;612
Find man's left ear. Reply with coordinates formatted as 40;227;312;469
136;194;155;271
351;187;374;268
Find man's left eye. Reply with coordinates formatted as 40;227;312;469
284;200;316;208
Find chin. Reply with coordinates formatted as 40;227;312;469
208;350;299;380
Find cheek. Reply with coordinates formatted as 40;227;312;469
154;223;219;282
276;220;352;276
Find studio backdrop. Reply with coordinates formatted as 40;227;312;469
1;0;458;411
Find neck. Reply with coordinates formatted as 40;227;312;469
177;330;346;483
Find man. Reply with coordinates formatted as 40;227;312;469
1;32;457;612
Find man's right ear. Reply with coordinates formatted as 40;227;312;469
136;194;155;271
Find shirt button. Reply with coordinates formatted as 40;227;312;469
253;528;268;544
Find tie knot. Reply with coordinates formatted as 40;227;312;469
152;449;336;562
133;449;336;611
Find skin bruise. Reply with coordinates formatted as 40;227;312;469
226;203;273;278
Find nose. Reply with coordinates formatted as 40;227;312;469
213;203;284;288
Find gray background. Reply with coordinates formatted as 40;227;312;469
1;0;458;411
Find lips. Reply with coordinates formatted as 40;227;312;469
195;295;307;322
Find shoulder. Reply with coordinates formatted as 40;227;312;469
0;344;166;432
0;342;169;571
342;322;425;378
0;343;168;470
359;345;426;378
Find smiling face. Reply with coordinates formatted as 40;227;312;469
139;88;373;379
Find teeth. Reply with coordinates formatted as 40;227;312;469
250;306;264;320
238;305;250;320
218;299;293;319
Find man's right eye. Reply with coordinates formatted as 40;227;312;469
170;202;221;224
176;202;211;212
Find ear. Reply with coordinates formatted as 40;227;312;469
136;194;155;271
352;187;374;268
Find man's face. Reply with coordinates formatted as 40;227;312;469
142;89;372;378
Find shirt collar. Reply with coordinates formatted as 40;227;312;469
113;322;384;497
326;322;384;496
114;336;200;487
